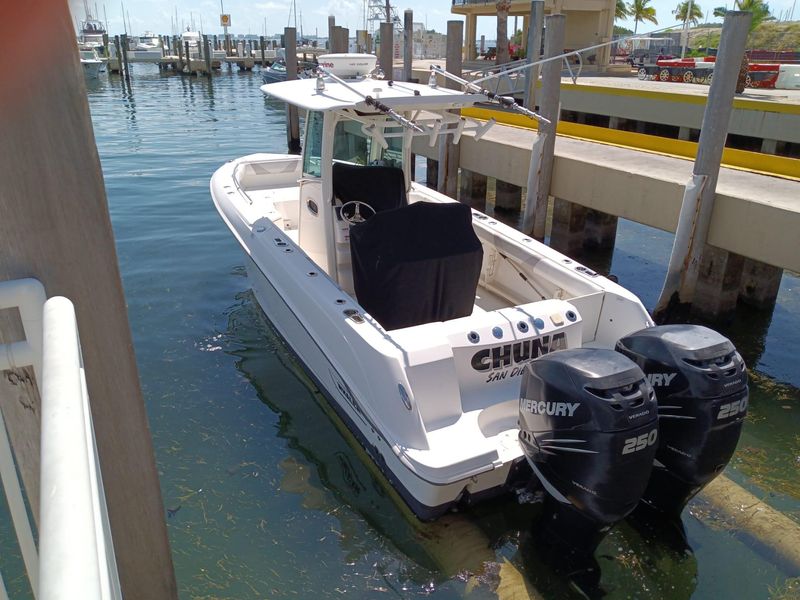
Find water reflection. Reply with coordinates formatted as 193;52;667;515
225;292;710;599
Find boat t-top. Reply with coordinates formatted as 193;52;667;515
211;53;748;555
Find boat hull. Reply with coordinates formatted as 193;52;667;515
243;252;523;519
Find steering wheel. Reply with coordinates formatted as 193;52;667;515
340;200;376;225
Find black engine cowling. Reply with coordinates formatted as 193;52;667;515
616;324;748;516
518;349;659;556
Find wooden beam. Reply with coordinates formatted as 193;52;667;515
0;3;177;598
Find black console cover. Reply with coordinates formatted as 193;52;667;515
332;163;407;213
349;201;483;330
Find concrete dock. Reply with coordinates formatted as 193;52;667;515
413;119;798;316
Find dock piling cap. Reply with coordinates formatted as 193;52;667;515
317;53;377;79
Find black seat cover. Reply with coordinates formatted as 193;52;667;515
332;163;407;213
349;201;483;330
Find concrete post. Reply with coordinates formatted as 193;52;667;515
495;180;522;212
356;30;368;53
465;14;478;61
379;22;393;79
284;27;301;154
328;16;335;51
550;198;588;256
524;13;565;240
459;170;488;210
523;0;544;109
0;2;177;597
760;138;778;154
584;208;618;249
404;10;414;82
426;158;439;190
739;258;783;309
692;247;746;321
654;12;752;321
678;126;692;140
437;21;463;199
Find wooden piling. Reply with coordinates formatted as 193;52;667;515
284;27;301;154
176;36;184;71
524;13;564;240
112;35;123;74
120;34;131;85
437;21;463;200
403;10;413;82
260;35;266;66
184;41;191;74
203;35;212;79
654;12;752;322
0;2;177;597
379;22;393;79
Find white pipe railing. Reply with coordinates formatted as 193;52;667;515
0;280;121;600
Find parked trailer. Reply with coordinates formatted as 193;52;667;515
636;56;787;89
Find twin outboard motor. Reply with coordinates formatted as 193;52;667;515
616;324;748;516
518;349;659;557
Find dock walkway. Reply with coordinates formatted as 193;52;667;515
413;121;800;273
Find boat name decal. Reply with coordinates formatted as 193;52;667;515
471;333;567;383
521;399;580;417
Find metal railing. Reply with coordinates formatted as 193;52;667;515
0;279;121;600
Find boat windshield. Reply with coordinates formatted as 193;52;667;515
302;110;403;178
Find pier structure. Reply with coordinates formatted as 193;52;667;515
452;0;616;67
414;117;797;320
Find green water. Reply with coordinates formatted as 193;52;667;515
0;64;797;599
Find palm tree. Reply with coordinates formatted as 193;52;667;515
496;0;511;64
627;0;658;33
673;0;704;25
713;0;773;31
735;0;774;30
616;0;630;20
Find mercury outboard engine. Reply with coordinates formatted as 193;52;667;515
616;325;748;517
518;349;659;557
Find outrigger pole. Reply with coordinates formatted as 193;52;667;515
316;67;425;133
429;65;551;124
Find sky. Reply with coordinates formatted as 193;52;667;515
69;0;799;41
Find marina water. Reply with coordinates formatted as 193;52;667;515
1;64;798;598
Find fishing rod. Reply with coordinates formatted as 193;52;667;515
430;65;551;124
316;67;425;133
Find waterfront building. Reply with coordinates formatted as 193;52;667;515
451;0;616;67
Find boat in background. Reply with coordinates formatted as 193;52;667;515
212;53;749;559
79;48;104;79
260;59;317;84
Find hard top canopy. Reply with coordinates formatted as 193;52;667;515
260;78;485;113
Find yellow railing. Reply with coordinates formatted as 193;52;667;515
462;107;800;181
